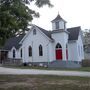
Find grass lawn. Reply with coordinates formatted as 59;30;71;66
0;75;90;90
2;65;90;72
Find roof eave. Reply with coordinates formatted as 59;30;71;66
68;40;77;43
52;30;69;34
51;19;67;23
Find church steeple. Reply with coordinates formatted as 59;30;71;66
51;14;66;30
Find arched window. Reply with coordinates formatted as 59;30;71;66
20;48;22;58
28;46;32;57
33;29;36;35
13;49;15;58
39;45;43;56
56;43;62;49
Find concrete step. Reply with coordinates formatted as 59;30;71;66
48;60;81;68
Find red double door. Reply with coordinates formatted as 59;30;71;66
56;49;62;60
56;49;68;60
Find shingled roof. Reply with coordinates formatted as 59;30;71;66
3;26;80;50
51;14;66;22
4;34;25;50
67;26;81;40
36;26;81;41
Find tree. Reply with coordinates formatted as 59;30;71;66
83;29;90;53
0;0;53;46
84;29;90;45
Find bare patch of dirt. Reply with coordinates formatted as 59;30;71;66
0;78;43;89
0;75;90;90
44;79;90;87
44;80;78;85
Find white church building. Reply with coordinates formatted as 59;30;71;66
3;14;84;67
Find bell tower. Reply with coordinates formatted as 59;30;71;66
51;14;69;60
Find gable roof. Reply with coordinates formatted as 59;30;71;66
3;34;25;50
67;26;81;40
19;25;54;44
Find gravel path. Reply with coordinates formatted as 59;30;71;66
0;67;90;77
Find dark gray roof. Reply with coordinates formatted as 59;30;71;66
67;26;81;40
4;34;25;50
51;14;66;22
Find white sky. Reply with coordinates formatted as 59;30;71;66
30;0;90;31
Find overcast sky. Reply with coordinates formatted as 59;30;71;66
30;0;90;31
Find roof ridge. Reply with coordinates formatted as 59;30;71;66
67;26;81;30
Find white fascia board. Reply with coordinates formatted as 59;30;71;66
19;27;34;44
35;26;53;42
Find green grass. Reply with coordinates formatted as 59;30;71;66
2;65;90;72
0;75;90;90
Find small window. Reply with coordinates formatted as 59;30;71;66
55;21;59;29
39;45;43;56
33;29;36;35
13;49;15;58
20;49;22;58
29;46;32;57
56;43;62;49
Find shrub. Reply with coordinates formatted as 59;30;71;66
82;59;90;67
23;62;28;66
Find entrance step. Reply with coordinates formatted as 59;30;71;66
48;60;81;68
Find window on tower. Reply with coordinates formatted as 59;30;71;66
55;21;59;29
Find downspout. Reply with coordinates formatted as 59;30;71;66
23;46;25;63
32;41;33;64
46;42;50;66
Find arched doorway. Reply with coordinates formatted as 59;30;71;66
56;43;62;60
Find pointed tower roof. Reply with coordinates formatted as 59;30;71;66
51;14;66;22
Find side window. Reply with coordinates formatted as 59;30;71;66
39;45;43;56
29;46;32;57
33;29;36;35
13;49;15;58
20;48;22;58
